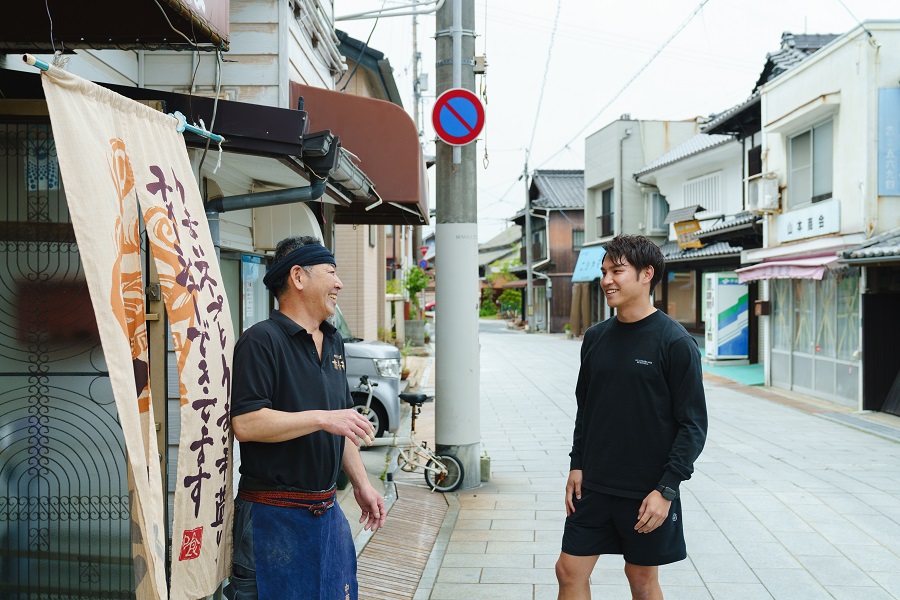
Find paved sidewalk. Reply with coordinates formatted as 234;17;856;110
420;319;900;599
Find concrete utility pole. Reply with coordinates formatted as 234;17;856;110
434;0;480;489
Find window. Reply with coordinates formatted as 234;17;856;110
667;271;697;326
572;229;584;251
649;192;668;233
683;172;721;214
788;120;833;209
597;187;614;237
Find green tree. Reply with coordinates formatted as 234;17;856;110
404;266;429;318
479;288;498;317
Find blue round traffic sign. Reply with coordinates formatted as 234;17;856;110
432;88;485;146
418;259;428;269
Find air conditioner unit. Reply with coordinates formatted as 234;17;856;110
746;173;780;213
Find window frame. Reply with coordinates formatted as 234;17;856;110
787;119;834;210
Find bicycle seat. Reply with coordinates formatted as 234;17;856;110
399;393;429;406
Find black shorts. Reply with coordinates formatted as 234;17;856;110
561;488;686;566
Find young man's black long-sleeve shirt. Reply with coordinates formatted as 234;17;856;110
569;310;708;499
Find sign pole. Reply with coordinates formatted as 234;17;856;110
434;0;480;489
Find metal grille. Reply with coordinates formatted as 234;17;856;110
0;121;134;598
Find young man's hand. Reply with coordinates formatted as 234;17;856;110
564;470;583;516
635;489;671;533
353;482;386;531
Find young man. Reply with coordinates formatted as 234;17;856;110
556;235;708;600
226;236;385;600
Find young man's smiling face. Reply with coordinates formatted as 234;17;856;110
600;254;652;312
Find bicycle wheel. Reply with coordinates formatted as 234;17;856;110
424;453;464;492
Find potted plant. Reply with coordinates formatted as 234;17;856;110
564;323;573;340
404;266;428;345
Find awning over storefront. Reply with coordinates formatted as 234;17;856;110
735;255;838;283
291;83;429;225
572;245;607;282
664;204;706;225
1;0;229;52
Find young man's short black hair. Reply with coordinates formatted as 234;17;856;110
603;235;665;294
270;235;322;297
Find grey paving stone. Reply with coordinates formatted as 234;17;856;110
435;568;482;583
753;568;831;600
450;529;534;542
706;583;774;599
440;553;534;568
824;586;897;599
732;541;802;569
429;583;533;599
771;530;844;557
837;544;900;572
795;555;878;587
691;553;760;584
479;567;558;584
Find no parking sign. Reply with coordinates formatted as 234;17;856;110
432;88;485;146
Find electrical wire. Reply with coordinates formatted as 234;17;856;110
339;0;389;92
525;0;562;161
834;0;877;46
197;49;223;177
536;0;712;169
44;0;56;54
152;0;218;50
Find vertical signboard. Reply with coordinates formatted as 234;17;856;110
879;88;900;196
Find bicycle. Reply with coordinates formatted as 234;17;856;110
355;376;464;492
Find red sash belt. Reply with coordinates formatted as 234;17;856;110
238;486;337;516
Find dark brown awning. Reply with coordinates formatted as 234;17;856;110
291;83;429;225
0;0;229;52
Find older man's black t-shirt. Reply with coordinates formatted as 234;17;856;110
230;310;352;491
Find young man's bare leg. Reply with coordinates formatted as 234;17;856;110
623;563;662;600
556;552;599;600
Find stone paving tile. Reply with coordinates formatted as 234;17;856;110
690;553;760;584
730;541;802;570
771;530;844;557
435;567;481;583
795;555;879;587
489;519;563;531
449;529;533;542
705;583;774;599
825;586;897;600
440;553;533;569
837;544;900;572
479;567;558;584
752;568;831;600
429;583;533;599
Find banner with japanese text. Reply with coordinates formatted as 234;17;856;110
41;66;234;600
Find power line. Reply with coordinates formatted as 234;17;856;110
536;0;712;169
526;0;563;160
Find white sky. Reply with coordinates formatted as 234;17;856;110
334;0;899;242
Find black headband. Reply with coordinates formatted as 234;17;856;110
263;244;336;291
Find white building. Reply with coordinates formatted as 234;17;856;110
737;21;900;410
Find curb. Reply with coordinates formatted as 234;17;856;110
412;491;459;600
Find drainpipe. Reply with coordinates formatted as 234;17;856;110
204;177;328;257
617;127;632;236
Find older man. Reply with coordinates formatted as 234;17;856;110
226;236;385;600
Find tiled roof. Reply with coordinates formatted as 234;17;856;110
753;32;839;92
701;93;760;134
695;212;760;238
479;225;521;251
660;241;743;263
703;32;836;136
478;246;518;267
839;229;900;263
634;134;733;178
531;170;585;209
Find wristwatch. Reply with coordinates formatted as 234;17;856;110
656;484;677;501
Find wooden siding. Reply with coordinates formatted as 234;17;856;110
547;210;584;274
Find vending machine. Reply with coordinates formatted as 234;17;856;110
704;272;749;360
